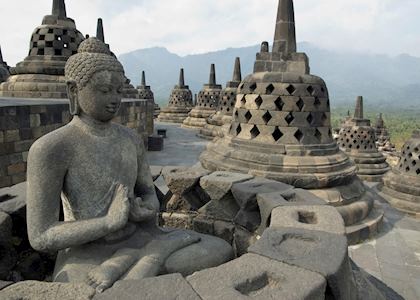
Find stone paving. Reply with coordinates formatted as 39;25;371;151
150;122;420;300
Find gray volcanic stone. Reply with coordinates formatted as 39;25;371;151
232;177;293;211
270;205;346;236
150;166;162;181
200;171;254;201
233;209;261;232
0;281;13;291
0;281;95;300
249;227;356;300
0;211;16;280
163;166;209;196
232;226;258;256
187;253;326;300
95;273;201;300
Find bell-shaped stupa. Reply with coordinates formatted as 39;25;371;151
0;0;84;98
199;57;242;139
182;64;222;129
380;130;420;217
158;68;193;123
338;97;390;182
0;46;10;83
200;0;383;244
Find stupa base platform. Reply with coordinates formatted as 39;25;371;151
158;107;192;124
0;74;68;99
348;152;390;182
182;108;215;129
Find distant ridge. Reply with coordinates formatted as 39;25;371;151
119;42;420;109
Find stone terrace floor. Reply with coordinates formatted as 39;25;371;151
150;122;420;300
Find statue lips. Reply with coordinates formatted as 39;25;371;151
106;103;120;114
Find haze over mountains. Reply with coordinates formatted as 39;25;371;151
119;42;420;110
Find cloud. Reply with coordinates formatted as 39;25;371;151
0;0;418;66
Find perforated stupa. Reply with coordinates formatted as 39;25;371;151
200;0;383;244
182;64;222;129
158;68;193;123
338;97;390;182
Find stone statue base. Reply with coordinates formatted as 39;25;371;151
182;107;215;129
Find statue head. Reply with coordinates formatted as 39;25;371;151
65;37;125;122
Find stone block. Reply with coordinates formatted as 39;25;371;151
0;211;16;280
233;209;261;232
4;130;20;143
249;227;356;300
232;177;293;211
149;165;162;181
160;212;195;230
163;166;209;197
95;274;201;300
214;220;235;244
166;194;192;212
1;281;95;300
192;215;214;235
198;196;239;221
270;205;346;236
7;163;26;176
200;171;253;201
187;253;326;300
233;226;257;256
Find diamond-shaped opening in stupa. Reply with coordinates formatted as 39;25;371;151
285;113;295;125
294;129;304;142
315;129;322;141
275;97;284;111
245;111;253;122
249;82;257;92
272;127;284;142
262;111;272;124
266;84;275;95
286;84;296;95
250;125;260;139
296;98;304;111
255;96;263;108
306;113;314;125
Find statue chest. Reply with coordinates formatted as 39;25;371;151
62;134;138;219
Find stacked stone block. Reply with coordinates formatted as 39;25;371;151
158;68;193;123
380;130;420;217
338;97;390;182
0;99;151;189
136;71;155;135
199;58;242;140
182;64;222;129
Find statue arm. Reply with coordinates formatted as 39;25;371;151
26;140;113;252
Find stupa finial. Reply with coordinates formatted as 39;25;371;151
0;46;3;63
209;64;216;85
141;71;146;87
96;18;105;43
354;96;364;119
232;57;242;82
52;0;67;18
272;0;296;54
179;68;185;87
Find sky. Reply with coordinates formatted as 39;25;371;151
1;0;419;66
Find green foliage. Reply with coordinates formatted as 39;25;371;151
331;106;420;150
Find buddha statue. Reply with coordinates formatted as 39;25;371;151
26;38;233;293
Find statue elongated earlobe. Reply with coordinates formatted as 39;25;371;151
67;80;79;116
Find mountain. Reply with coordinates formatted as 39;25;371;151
118;43;420;110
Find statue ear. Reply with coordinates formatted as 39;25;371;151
67;80;79;116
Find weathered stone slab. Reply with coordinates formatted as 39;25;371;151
163;166;209;196
270;205;346;236
233;226;258;256
95;274;201;300
200;171;253;201
1;281;95;300
0;211;16;280
187;253;326;300
149;165;162;181
233;209;261;232
231;177;293;211
249;227;356;300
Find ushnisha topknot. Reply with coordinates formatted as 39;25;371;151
65;37;124;89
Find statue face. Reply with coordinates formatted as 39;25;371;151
72;70;125;122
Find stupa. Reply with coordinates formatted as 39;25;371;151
338;97;390;182
200;0;383;243
137;71;154;101
0;0;84;98
95;18;138;100
0;46;10;83
158;68;193;123
198;57;242;139
380;130;420;217
182;64;222;129
374;113;394;150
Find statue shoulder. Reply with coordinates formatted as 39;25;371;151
28;125;73;165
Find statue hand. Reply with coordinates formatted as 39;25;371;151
129;197;156;222
106;184;130;232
